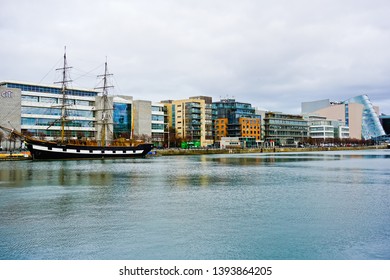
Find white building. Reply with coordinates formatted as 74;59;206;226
1;81;97;141
307;115;349;141
151;103;165;147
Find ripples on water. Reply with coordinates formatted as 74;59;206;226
0;150;389;260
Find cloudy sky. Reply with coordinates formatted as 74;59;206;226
1;0;390;114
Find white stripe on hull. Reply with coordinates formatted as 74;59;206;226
32;144;144;155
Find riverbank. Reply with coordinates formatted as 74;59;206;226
155;145;388;156
0;152;31;161
1;145;387;160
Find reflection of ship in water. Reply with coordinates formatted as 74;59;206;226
0;49;152;160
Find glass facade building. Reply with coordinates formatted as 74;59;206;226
113;102;132;138
346;95;386;139
379;115;390;135
151;103;165;147
1;81;97;139
213;98;261;140
1;81;168;146
302;95;385;140
264;112;308;146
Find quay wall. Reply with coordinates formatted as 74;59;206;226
155;145;388;156
1;146;387;160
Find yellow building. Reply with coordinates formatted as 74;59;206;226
162;97;213;147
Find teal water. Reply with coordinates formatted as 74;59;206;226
0;150;389;260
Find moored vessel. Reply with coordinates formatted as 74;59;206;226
0;49;153;160
24;137;153;160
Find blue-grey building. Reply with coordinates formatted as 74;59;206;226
379;114;390;135
213;98;261;138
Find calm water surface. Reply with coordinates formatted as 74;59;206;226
0;150;389;260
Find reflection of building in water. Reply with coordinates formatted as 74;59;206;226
0;169;26;185
0;163;113;187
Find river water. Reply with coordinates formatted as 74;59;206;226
0;150;389;260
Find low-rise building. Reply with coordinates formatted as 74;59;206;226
220;137;258;149
264;112;308;147
307;116;350;142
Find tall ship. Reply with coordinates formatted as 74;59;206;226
0;50;153;160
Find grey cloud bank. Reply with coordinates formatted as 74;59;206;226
1;0;390;114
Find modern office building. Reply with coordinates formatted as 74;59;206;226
379;114;390;135
112;96;133;139
1;81;98;141
0;85;21;132
0;85;22;149
347;95;386;139
264;112;308;146
213;98;261;142
306;115;349;141
151;103;165;147
0;80;163;149
301;95;385;140
132;100;152;140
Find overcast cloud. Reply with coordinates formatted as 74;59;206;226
1;0;390;114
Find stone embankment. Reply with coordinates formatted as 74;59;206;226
1;145;387;160
155;145;388;156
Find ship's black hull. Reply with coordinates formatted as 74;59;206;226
25;140;153;160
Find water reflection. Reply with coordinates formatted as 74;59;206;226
0;163;115;188
1;150;389;260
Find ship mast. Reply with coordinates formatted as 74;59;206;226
54;47;72;144
96;59;113;146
